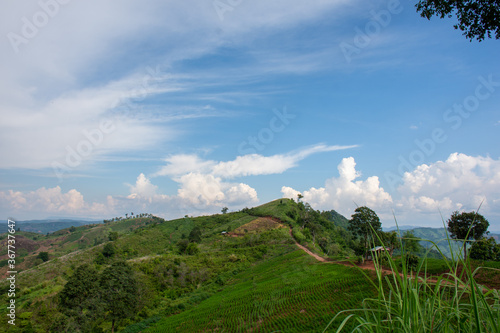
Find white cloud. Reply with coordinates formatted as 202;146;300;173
397;153;500;216
154;154;217;178
0;186;109;218
0;0;357;173
156;144;358;179
127;173;159;199
282;157;393;217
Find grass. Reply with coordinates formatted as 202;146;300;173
324;216;500;332
144;250;376;332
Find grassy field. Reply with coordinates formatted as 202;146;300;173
142;250;375;333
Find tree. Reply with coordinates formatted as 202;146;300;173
108;231;119;241
188;226;202;243
221;207;228;214
102;243;115;258
380;231;399;256
416;0;500;41
59;264;102;331
401;230;422;255
447;211;489;259
186;242;200;255
348;206;382;258
297;193;304;202
37;251;49;262
469;237;500;261
176;239;189;254
100;261;139;333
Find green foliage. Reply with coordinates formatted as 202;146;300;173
416;0;500;41
325;226;500;333
69;226;77;232
100;261;140;332
401;230;422;255
94;252;106;265
59;264;102;331
176;239;189;254
401;254;420;271
108;231;119;241
469;237;500;261
188;226;202;243
145;251;374;332
221;207;228;214
102;242;115;258
37;251;49;262
186;243;199;255
348;206;382;254
447;210;489;258
292;227;306;244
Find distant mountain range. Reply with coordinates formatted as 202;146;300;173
385;226;500;258
1;219;102;234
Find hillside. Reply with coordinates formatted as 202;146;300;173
399;227;500;259
1;199;374;332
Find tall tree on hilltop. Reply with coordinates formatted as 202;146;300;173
348;206;382;258
416;0;500;41
447;210;489;259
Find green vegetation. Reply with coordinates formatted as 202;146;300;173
326;215;500;332
415;0;500;41
447;210;490;259
1;199;499;332
145;250;375;332
348;206;382;258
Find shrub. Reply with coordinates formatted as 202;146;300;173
400;254;420;271
37;252;49;262
186;243;199;255
292;228;306;244
102;243;115;258
176;239;189;254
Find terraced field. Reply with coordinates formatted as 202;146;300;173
145;250;375;332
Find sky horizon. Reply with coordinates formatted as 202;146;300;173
1;0;499;229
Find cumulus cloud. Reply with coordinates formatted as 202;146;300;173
282;157;393;217
127;173;160;199
280;153;500;227
397;153;500;216
0;186;109;218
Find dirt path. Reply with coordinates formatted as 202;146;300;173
289;228;401;275
295;242;329;262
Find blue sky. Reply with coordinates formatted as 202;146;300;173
1;0;499;229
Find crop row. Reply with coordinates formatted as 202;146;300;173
148;252;374;332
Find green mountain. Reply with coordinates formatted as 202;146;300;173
0;199;371;332
1;219;101;234
401;227;500;259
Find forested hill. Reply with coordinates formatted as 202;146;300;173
1;199;366;332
